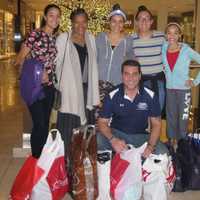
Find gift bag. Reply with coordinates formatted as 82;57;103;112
142;153;176;200
111;144;146;200
31;129;68;200
71;125;98;200
96;150;112;200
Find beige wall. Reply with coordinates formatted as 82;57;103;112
0;0;17;14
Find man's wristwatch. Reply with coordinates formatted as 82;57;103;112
109;135;115;142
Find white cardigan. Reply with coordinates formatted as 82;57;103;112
56;31;100;125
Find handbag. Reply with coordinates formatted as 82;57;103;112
53;89;62;110
53;33;69;110
20;58;45;105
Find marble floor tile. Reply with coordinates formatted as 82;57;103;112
0;158;25;199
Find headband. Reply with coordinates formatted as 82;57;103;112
108;9;126;21
166;22;182;33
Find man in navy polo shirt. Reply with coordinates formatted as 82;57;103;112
97;59;167;157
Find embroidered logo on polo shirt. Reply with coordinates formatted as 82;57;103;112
120;104;124;107
136;102;148;110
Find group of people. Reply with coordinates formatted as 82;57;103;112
15;3;200;167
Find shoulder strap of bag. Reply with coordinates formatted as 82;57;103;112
58;33;69;89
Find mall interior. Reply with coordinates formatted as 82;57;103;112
0;0;200;199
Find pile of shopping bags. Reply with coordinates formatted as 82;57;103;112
10;125;99;200
10;127;176;200
10;129;68;200
97;143;176;200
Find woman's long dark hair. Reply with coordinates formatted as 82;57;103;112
40;4;61;33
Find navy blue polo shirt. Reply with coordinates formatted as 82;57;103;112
99;84;161;135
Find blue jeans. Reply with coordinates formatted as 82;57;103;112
97;129;168;155
143;80;165;112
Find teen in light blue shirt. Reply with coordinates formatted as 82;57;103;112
162;22;200;142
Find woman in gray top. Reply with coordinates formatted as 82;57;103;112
96;4;134;87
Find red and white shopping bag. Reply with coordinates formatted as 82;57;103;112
110;143;147;200
31;129;68;200
46;156;68;200
10;129;68;200
10;156;45;200
142;153;176;200
110;153;129;196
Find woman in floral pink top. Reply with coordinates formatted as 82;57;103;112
24;29;58;82
14;4;61;158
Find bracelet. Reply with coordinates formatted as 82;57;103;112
109;135;115;142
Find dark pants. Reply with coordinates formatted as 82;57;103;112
28;86;54;158
142;72;166;118
56;112;81;157
56;110;95;156
56;112;81;185
97;128;168;155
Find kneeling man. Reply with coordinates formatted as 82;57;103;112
97;59;168;157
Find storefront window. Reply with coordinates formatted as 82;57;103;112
4;11;14;55
0;10;4;56
181;12;195;48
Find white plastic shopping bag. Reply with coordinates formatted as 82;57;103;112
142;153;175;200
96;150;112;200
31;129;68;200
111;143;147;200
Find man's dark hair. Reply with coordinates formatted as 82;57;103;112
135;5;153;20
121;59;141;74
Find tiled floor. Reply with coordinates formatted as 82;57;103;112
0;58;200;200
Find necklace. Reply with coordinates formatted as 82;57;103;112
168;44;180;52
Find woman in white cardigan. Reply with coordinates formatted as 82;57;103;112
56;8;100;158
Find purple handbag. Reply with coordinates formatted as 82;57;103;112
20;58;45;106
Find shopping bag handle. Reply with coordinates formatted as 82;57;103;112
72;125;95;159
48;129;62;142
